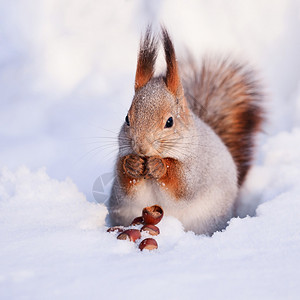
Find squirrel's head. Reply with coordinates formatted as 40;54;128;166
122;27;192;158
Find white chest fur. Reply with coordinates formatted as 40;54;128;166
108;114;238;235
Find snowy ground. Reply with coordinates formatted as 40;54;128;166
1;1;300;299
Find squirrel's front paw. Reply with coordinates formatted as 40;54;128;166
145;156;167;179
123;154;146;179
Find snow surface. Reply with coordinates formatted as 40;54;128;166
1;0;300;299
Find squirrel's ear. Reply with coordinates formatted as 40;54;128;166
135;26;158;91
162;27;182;97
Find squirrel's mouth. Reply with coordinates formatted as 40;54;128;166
133;149;153;158
132;141;153;157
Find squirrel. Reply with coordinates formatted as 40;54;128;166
107;27;264;235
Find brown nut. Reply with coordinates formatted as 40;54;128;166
142;205;164;225
130;216;144;226
139;238;158;251
107;226;124;233
140;224;160;236
117;229;141;242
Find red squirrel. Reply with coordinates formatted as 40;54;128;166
107;27;264;235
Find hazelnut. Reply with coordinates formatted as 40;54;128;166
107;226;124;233
117;229;141;242
139;238;158;251
142;205;164;225
130;216;144;226
140;224;160;236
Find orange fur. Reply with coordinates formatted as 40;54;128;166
135;26;158;91
117;156;143;195
158;158;187;200
161;27;181;96
119;155;186;200
181;57;265;185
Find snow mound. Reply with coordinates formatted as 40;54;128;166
1;148;300;300
238;128;300;216
0;167;107;232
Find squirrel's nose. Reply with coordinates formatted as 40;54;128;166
132;139;150;156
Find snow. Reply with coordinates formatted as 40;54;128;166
1;0;300;299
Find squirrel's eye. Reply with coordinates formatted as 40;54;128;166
125;115;130;126
165;117;173;128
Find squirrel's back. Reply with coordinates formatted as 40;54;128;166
181;57;264;185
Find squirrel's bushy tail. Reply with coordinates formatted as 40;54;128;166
181;57;265;186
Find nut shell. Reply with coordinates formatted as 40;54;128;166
142;205;164;225
117;229;141;242
130;216;144;226
139;238;158;251
140;224;160;236
107;226;124;233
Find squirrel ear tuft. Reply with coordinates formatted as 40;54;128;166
161;27;182;96
135;26;158;91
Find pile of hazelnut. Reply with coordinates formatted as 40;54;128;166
107;205;163;251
